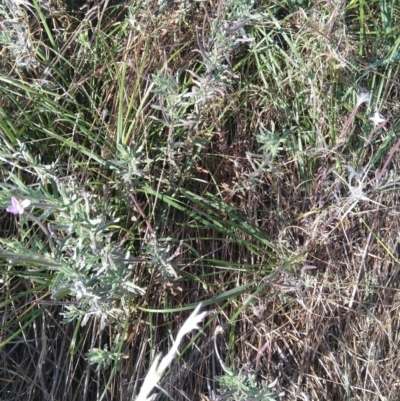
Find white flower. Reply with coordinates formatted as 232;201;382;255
370;109;386;127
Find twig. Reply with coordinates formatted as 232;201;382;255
129;192;154;234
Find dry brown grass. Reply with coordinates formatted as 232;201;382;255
1;0;400;400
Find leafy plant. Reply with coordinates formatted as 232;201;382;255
216;372;284;401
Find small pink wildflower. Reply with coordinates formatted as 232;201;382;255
6;197;31;215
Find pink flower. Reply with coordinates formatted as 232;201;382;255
6;197;31;215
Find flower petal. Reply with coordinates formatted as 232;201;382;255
370;110;386;127
6;205;20;214
21;199;31;208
